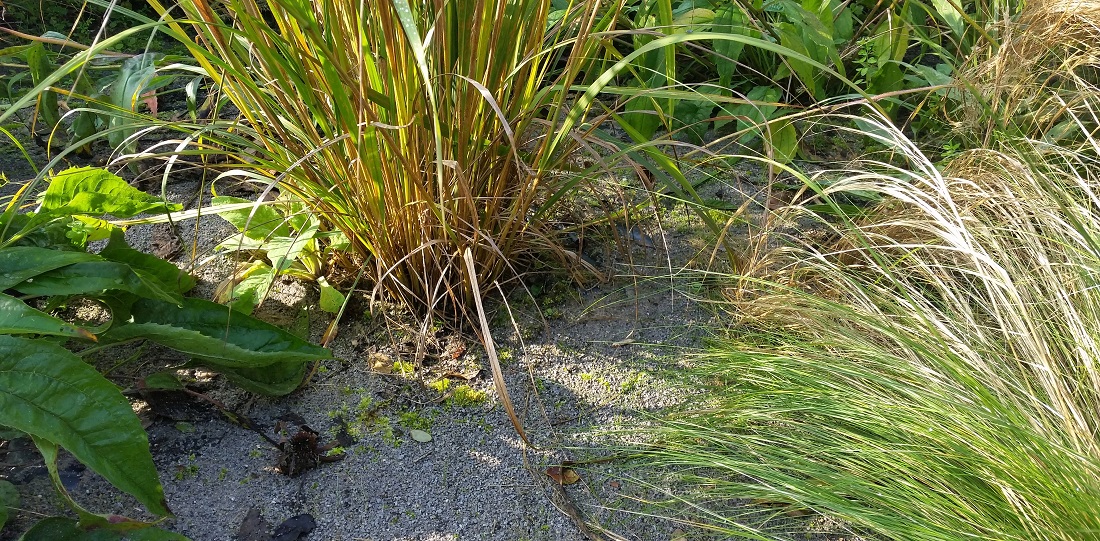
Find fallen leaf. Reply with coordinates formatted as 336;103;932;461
141;371;185;391
546;466;580;485
370;352;392;374
409;429;432;443
444;336;467;359
608;480;621;489
442;368;482;381
670;528;687;541
141;90;158;116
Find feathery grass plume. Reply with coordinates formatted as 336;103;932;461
950;0;1100;146
623;105;1100;540
145;0;630;322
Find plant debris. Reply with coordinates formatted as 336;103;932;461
274;424;344;477
545;466;580;485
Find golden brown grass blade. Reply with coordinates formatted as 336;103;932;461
463;246;531;447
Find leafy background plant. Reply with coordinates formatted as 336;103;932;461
0;0;203;171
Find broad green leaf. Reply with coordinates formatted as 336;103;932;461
0;213;81;251
15;514;185;540
18;517;118;541
35;437;107;527
671;8;714;29
871;12;910;65
184;75;202;119
0;479;18;530
317;276;345;314
103;297;332;395
0;293;95;339
868;61;905;95
215;233;266;253
555;31;870;153
11;261;183;306
767;118;799;164
69;215;121;244
713;4;750;87
207;359;311;396
0;21;166;129
0;43;33;58
622;96;663;141
833;2;854;42
910;63;954;87
141;371;186;391
71;110;101;146
0;335;168;516
931;0;965;38
321;229;351;251
775;23;822;99
726;85;782;142
39;168;182;219
107;54;157;150
285;200;315;234
0;247;99;289
265;222;318;273
26;44;60;130
215;262;275;315
673;98;716;146
125;527;191;540
211;196;290;241
100;229;195;294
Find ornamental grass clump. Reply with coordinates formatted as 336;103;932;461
628;105;1100;540
149;0;619;320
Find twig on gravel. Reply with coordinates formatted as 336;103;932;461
522;448;609;541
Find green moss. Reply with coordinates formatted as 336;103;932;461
398;410;433;431
393;360;415;376
428;378;451;393
620;371;647;394
429;379;486;406
376;416;400;447
451;384;487;406
174;454;199;481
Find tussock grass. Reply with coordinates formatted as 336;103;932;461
627;107;1100;540
148;0;625;321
